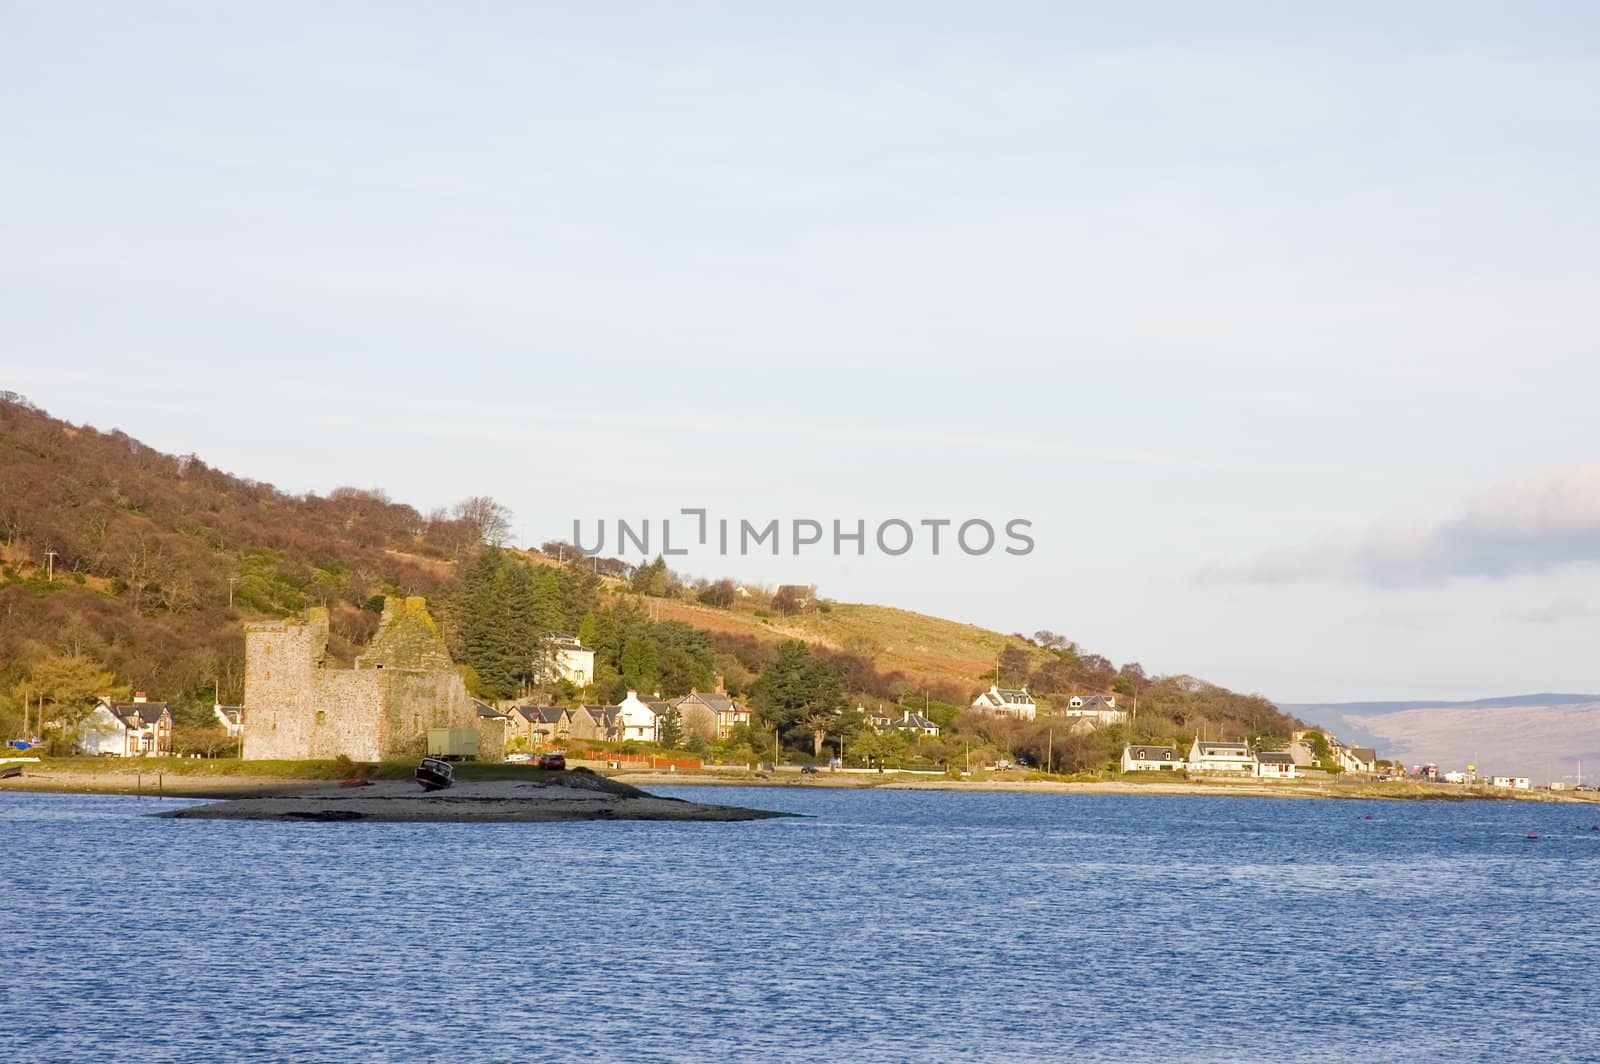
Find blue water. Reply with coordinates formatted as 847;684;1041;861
3;787;1598;1062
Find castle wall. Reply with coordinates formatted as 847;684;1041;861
376;669;478;760
241;599;500;762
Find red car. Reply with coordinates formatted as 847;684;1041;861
536;753;567;771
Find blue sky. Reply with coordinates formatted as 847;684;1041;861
4;2;1598;701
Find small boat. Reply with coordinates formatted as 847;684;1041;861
0;764;21;780
1525;831;1539;840
415;757;454;792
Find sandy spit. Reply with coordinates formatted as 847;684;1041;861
156;775;791;823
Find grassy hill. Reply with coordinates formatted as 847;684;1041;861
0;392;1297;764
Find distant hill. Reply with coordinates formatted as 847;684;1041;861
1282;695;1600;783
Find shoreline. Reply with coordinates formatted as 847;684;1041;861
5;760;1592;805
613;770;1598;803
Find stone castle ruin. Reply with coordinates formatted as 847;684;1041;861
242;596;500;762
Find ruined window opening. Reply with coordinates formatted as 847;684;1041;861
315;710;326;726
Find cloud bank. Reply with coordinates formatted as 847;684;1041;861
1220;462;1600;586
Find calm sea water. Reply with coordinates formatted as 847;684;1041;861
3;786;1598;1062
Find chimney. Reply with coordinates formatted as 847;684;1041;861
132;692;147;704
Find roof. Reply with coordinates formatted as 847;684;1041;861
104;702;171;726
514;706;569;724
677;691;736;712
889;712;938;730
646;701;675;714
1351;747;1377;762
1126;745;1176;760
1194;741;1251;755
1256;751;1295;765
976;686;1034;707
214;706;242;725
473;700;508;719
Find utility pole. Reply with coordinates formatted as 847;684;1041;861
227;576;237;609
45;549;58;582
1047;728;1053;775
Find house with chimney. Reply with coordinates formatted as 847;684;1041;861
78;694;174;757
885;710;939;737
1186;739;1255;775
671;691;751;742
1121;744;1179;772
971;686;1037;721
1062;694;1126;727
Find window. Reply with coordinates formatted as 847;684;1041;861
315;711;326;726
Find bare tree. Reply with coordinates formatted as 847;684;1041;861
453;496;513;548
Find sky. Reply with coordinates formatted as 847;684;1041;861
3;2;1598;702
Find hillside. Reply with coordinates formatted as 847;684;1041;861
1286;695;1600;783
0;392;1297;765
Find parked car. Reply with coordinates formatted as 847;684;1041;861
536;752;567;771
506;752;533;763
800;765;819;775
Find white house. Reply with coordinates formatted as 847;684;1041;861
1061;694;1126;727
1491;776;1531;790
1186;738;1255;775
79;695;173;757
971;686;1037;721
1254;750;1297;779
1121;744;1179;772
544;636;597;688
1346;747;1377;775
615;690;660;742
213;703;243;737
886;710;940;737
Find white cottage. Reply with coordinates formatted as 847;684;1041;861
1186;738;1255;775
1062;694;1127;727
615;690;660;742
1121;744;1179;772
79;695;174;757
886;710;940;737
971;686;1037;721
1254;750;1297;779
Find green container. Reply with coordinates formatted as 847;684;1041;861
427;727;478;759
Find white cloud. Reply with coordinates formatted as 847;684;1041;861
1215;462;1600;586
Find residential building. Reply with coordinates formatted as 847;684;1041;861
1186;738;1255;775
615;690;660;742
572;705;623;742
971;685;1037;721
886;710;940;737
1347;747;1377;775
79;695;174;757
510;705;571;746
670;691;751;742
545;636;596;688
1121;744;1179;772
213;703;243;737
1491;776;1531;790
1060;694;1126;727
862;705;896;731
1254;750;1297;779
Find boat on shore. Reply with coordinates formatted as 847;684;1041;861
415;757;454;792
